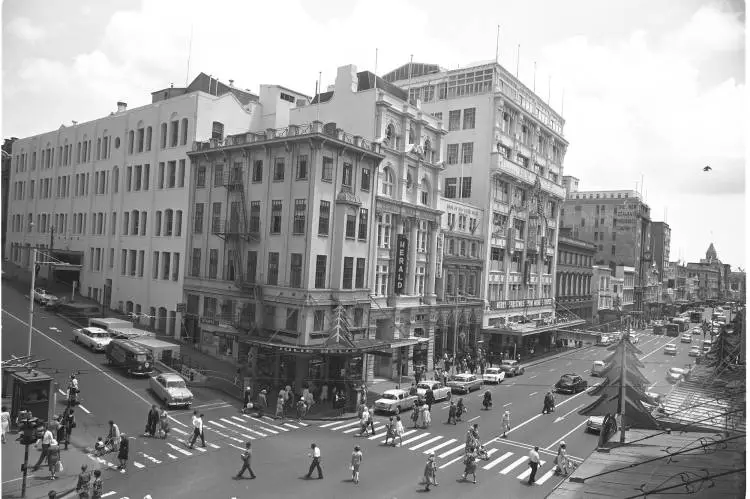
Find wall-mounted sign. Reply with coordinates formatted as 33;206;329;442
435;232;443;279
395;235;409;294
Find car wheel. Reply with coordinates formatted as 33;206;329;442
394;406;401;415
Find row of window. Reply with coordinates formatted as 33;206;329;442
447;108;476;131
556;273;592;297
488;248;555;273
559;251;593;267
498;111;563;162
372;264;428;296
443;177;472;199
445;213;479;234
446;142;473;165
375;215;431;252
445;238;480;258
487;283;554;302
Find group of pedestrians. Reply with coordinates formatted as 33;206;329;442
144;405;170;439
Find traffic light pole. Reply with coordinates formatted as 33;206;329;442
21;441;30;498
27;249;37;357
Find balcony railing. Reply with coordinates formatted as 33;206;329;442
489;298;554;310
491;153;566;198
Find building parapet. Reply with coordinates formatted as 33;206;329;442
489;298;554;310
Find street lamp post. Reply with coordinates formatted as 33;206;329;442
27;248;37;357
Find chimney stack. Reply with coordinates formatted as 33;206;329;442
229;79;234;87
72;121;78;126
117;101;127;113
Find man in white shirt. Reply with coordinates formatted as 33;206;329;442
528;446;541;485
188;411;205;448
305;443;323;479
32;424;54;470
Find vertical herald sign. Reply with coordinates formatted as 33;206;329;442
394;234;408;294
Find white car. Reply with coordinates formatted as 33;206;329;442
416;381;452;401
482;367;506;384
688;345;702;357
31;288;59;306
680;333;692;343
666;366;691;384
72;327;112;352
149;373;194;408
664;344;677;356
447;373;483;394
374;389;418;414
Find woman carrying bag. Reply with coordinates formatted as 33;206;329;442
47;439;61;480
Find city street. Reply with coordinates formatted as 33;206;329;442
2;273;698;499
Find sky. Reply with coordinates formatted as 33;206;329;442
2;0;746;269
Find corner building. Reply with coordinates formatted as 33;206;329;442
384;61;572;360
5;75;255;335
290;65;446;380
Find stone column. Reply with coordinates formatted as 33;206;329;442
425;223;439;299
406;219;418;295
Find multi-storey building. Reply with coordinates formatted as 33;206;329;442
384;60;572;360
560;179;652;312
435;198;485;359
184;119;385;389
615;266;636;310
5;74;256;335
592;265;613;323
728;270;746;303
687;261;720;301
650;222;670;280
2;138;16;259
555;228;596;323
288;65;446;380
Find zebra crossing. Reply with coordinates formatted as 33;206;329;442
318;420;568;484
86;413;308;477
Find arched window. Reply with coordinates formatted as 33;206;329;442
181;118;189;145
460;241;466;256
424;138;432;161
160;123;167;149
408;124;415;144
419;177;430;205
126;301;134;314
146;126;152;151
385;124;395;145
381;167;394;196
113;166;119;193
158;307;167;332
164;209;174;236
128;130;134;154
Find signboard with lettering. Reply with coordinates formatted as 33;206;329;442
395;235;409;294
435;232;443;279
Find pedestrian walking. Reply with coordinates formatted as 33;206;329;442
188;411;205;448
32;424;54;470
117;435;129;470
554;442;570;475
47;439;61;480
447;401;457;425
76;464;91;499
1;406;11;443
276;394;285;418
62;408;76;450
367;406;376;435
158;409;170;439
350;445;363;484
235;441;256;479
145;405;159;437
394;416;404;447
456;398;466;422
422;452;438;491
242;387;253;414
421;404;432;429
425;387;434;412
305;443;323;479
501;410;511;438
408;382;418;396
461;449;477;483
90;470;103;499
383;416;395;446
358;405;370;436
527;446;541;485
107;421;121;453
411;402;420;428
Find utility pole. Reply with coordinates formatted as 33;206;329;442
27;249;37;357
619;315;628;444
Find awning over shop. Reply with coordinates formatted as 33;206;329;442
482;319;587;337
240;335;430;356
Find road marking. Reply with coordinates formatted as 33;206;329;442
78;405;91;414
208;442;220;449
517;460;546;480
58;389;66;396
101;492;116;498
504;413;541;436
193;401;232;409
489;437;584;461
233;416;274;435
439;443;466;459
319;421;339;428
536;468;558;485
483;451;513;470
330;421;360;431
503;402;512;407
219;418;261;438
468;415;480;422
529;375;537;379
499;456;528;475
395;429;418;440
248;416;288;432
553;404;585;423
409;435;443;451
400;433;431;446
423;438;457;454
283;423;299;429
167;453;178;459
140;453;161;464
549;368;556;372
439;453;467;469
367;431;386;440
171;427;189;436
167;442;192;456
342;427;362;434
133;461;145;469
528;392;538;397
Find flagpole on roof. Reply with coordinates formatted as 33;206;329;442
185;24;193;87
533;62;536;92
316;71;322;123
408;54;414;104
495;25;500;64
374;48;379;139
516;44;520;78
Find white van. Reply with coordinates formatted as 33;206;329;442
591;361;607;377
89;317;133;332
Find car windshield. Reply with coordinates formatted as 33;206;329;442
92;332;108;338
560;375;575;383
167;380;186;389
452;375;469;381
417;383;432;390
381;393;398;400
486;368;500;374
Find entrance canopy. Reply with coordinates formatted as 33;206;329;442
483;318;587;337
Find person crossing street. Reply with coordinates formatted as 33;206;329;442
188;411;205;449
350;445;363;484
528;446;541;485
501;410;511;438
446;401;457;425
235;441;256;479
305;443;323;479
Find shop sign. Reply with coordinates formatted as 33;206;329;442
394;235;409;294
435;232;443;279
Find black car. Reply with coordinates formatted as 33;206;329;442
554;374;588;394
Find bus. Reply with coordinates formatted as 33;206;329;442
665;324;680;337
690;311;702;323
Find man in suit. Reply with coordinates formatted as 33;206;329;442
235;441;256;479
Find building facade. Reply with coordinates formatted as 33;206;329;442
615;266;636;310
555;228;596;323
2;138;16;259
384;60;571;360
290;65;446;380
650;222;670;281
184;120;385;391
687;262;720;301
434;198;485;359
5;75;256;335
560;181;652;312
592;265;613;323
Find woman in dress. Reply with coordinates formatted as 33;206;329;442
554;442;570;475
456;398;466;422
394;415;404;447
422;403;432;429
1;406;10;443
276;394;285;418
351;445;363;484
116;435;129;470
461;450;478;483
411;402;420;429
423;452;438;491
47;439;61;480
76;464;91;499
159;409;170;439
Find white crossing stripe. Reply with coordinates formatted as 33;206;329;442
101;492;116;498
423;438;457;455
400;433;431;446
319;421;339;428
439;453;466;469
411;436;445;451
500;456;529;475
397;429;418;439
167;453;179;459
517;460;546;480
536;468;557;485
367;431;386;440
439;443;467;459
250;416;287;432
171;427;189;435
283;423;299;429
343;427;362;434
483;451;513;470
167;442;192;456
207;420;230;429
133;461;145;469
205;426;243;443
78;405;91;414
330;421;361;431
296;421;309;427
193;446;207;452
221;418;262;438
208;442;220;449
140;453;161;464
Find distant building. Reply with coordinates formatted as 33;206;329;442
2;137;17;259
615;266;636;311
560;179;652;313
728;270;746;303
555;228;596;323
592;265;613;323
687;243;729;302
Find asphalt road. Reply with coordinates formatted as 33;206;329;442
1;281;709;498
